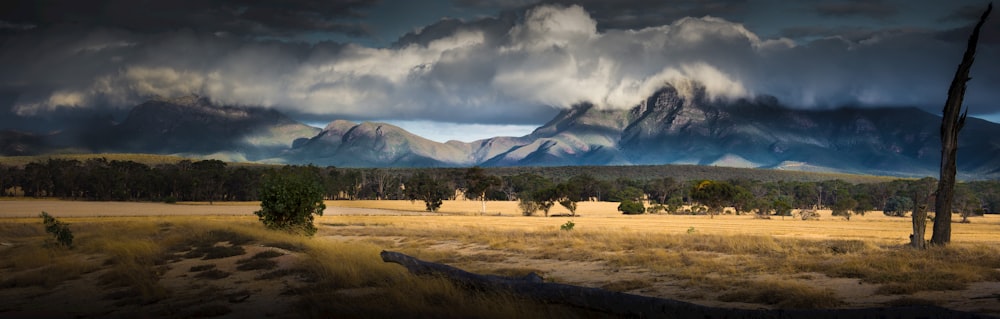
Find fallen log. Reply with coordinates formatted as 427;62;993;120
381;250;996;319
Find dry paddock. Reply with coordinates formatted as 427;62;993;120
2;199;999;245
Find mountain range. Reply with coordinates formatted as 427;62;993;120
3;84;999;179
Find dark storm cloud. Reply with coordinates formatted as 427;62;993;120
938;4;990;23
0;0;376;37
454;0;751;31
814;0;899;19
2;1;999;129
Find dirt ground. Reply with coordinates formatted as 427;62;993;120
2;199;999;317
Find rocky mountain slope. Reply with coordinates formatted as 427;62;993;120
290;83;1000;178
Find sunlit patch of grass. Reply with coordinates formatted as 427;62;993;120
718;279;843;309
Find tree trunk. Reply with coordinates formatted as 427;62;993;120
932;3;992;246
911;205;927;249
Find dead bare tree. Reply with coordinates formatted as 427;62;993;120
931;3;992;246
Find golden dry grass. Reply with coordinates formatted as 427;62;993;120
2;199;1000;315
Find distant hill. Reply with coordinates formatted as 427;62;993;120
0;95;320;162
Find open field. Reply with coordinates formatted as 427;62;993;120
2;199;1000;317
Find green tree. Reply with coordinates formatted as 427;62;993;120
831;197;858;221
771;196;793;217
254;166;326;236
405;172;451;212
556;182;581;216
464;166;501;215
690;180;738;218
532;187;559;217
883;196;912;217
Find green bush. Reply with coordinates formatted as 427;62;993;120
255;166;326;236
618;200;645;215
39;212;73;248
560;220;575;231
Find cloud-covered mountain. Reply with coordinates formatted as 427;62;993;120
4;86;999;179
285;83;1000;178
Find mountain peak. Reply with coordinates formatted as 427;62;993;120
150;94;211;108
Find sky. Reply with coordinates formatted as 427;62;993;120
1;0;998;142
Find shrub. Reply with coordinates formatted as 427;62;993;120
560;220;575;231
255;166;326;236
618;200;645;215
800;210;820;221
519;198;540;216
39;212;73;248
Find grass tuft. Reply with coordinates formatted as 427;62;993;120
236;258;278;271
194;269;231;280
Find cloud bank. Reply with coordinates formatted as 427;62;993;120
2;3;998;126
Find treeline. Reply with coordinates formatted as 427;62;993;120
1;159;997;217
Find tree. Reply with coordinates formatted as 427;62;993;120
254;166;326;236
532;187;558;217
464;166;501;215
831;197;858;221
908;177;937;249
690;180;738;218
405;172;451;212
883;196;912;217
556;182;581;216
933;3;992;246
644;177;678;205
954;185;981;223
771;196;793;218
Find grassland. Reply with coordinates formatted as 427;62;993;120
2;199;999;317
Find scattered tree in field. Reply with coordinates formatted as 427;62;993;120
690;180;738;218
405;172;451;212
556;182;581;216
831;197;858;221
933;3;992;246
40;212;73;248
771;197;793;218
254;166;326;236
730;187;753;215
883;196;912;217
464;166;501;215
532;187;558;217
618;199;645;215
954;185;981;224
